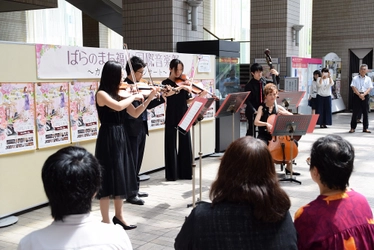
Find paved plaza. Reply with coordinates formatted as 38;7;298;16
1;112;374;249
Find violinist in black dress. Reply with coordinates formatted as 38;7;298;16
162;59;206;181
95;60;156;230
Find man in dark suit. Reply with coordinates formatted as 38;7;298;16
124;56;165;205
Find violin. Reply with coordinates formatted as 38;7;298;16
175;74;191;86
174;74;218;100
118;82;134;99
190;81;219;100
266;114;298;164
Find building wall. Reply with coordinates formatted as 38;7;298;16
122;0;204;52
0;12;27;42
312;0;374;109
250;0;300;87
82;13;99;47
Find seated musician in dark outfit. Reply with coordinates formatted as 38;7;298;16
254;83;300;175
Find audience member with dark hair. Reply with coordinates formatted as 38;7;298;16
18;146;132;249
294;134;374;249
175;136;297;250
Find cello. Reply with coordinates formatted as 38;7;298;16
267;113;298;165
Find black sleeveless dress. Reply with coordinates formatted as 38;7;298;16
95;104;137;199
257;103;277;144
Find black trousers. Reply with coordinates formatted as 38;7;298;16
351;94;369;130
164;126;192;181
246;112;257;137
128;124;146;197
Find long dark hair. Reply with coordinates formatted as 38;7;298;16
169;59;184;76
98;61;122;98
210;136;291;222
313;70;322;81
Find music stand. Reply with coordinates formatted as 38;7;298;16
177;97;207;208
270;114;319;184
276;91;306;112
215;92;250;142
194;98;215;202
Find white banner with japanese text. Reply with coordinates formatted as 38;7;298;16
36;44;195;79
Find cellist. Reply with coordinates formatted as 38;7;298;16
254;83;300;176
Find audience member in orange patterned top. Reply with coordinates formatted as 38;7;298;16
294;134;374;250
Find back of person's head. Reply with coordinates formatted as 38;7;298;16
99;60;122;97
42;146;102;221
250;63;263;74
264;83;278;96
210;136;290;222
310;134;354;191
125;56;146;76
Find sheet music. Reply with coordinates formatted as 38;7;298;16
179;101;204;131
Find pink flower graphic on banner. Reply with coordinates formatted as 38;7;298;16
36;104;46;118
39;84;50;95
36;44;62;67
0;84;12;95
0;131;6;141
73;82;82;94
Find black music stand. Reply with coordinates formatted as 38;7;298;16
177;97;207;208
195;98;215;202
215;92;250;142
270;114;319;184
276;91;306;112
275;91;305;171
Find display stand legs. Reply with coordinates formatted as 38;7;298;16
0;216;18;228
187;126;197;208
198;121;203;202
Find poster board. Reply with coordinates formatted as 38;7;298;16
0;83;37;154
35;82;70;148
69;81;99;142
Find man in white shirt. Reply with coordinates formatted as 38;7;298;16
18;146;133;250
349;64;373;133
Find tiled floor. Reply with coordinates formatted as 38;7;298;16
1;112;374;249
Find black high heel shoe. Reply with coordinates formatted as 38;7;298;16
112;216;137;230
285;168;300;176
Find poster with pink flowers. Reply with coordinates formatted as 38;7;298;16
35;82;70;148
69;81;99;142
0;83;36;154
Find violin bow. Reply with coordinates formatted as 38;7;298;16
123;43;143;105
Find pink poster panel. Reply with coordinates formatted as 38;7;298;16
35;82;71;148
0;83;36;154
69;81;99;142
